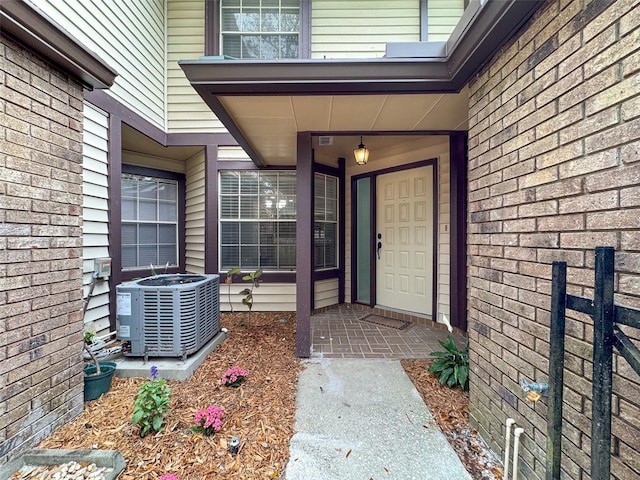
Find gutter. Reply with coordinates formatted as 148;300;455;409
0;0;117;90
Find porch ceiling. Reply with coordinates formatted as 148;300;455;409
217;89;469;166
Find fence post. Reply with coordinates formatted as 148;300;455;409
591;246;615;480
546;261;567;480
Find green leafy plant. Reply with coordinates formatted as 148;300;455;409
428;335;469;391
132;366;171;437
239;269;262;315
83;331;101;375
225;266;240;313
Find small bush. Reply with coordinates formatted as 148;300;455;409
428;335;469;391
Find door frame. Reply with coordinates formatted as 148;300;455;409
350;158;438;321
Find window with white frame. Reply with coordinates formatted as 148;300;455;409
121;173;179;270
221;0;300;59
219;171;296;271
314;173;338;270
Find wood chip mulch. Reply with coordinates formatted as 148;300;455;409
40;313;301;480
39;313;501;479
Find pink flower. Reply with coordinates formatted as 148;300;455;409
193;405;225;436
221;366;249;386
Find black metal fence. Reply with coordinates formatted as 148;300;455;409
546;247;640;480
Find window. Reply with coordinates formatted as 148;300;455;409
121;172;179;271
220;171;296;271
221;0;299;59
314;173;338;270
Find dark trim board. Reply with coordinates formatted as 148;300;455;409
107;116;122;333
450;133;468;331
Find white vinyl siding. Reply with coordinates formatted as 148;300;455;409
167;0;223;132
32;0;166;129
218;146;253;162
222;283;296;311
427;0;465;41
82;103;111;336
185;151;206;274
314;278;339;310
437;154;451;325
311;0;420;59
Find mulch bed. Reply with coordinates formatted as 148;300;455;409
40;313;501;479
40;312;300;480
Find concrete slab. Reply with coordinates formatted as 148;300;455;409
0;449;125;480
285;358;472;480
110;330;227;381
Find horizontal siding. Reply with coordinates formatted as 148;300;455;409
82;102;111;336
185;151;206;274
311;0;420;59
221;284;296;312
427;0;465;41
121;151;186;174
34;0;166;129
167;0;224;132
437;154;451;325
314;278;339;309
217;146;252;162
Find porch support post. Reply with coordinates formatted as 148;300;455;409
338;157;346;304
204;144;218;273
450;132;468;331
296;132;313;357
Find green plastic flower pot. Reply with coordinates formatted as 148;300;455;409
84;362;117;401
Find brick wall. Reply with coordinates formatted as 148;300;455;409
0;33;85;462
467;0;640;479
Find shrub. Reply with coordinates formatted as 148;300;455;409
428;335;469;391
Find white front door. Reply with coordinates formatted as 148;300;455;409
375;166;434;316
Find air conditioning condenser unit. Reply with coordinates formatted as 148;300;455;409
116;274;220;361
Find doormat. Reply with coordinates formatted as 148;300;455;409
360;314;412;331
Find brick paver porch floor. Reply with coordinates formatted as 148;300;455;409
311;305;467;359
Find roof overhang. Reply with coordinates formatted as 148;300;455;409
0;0;117;90
179;0;545;166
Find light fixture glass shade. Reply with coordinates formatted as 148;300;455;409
354;136;369;165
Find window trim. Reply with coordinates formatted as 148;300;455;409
120;164;186;281
206;0;310;58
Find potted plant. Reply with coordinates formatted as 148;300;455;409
83;332;117;401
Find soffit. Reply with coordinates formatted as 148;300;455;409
218;89;469;165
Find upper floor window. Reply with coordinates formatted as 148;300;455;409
221;0;300;59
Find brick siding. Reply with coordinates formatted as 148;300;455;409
467;0;640;478
0;34;85;462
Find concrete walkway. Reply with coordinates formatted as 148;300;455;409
285;358;472;480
